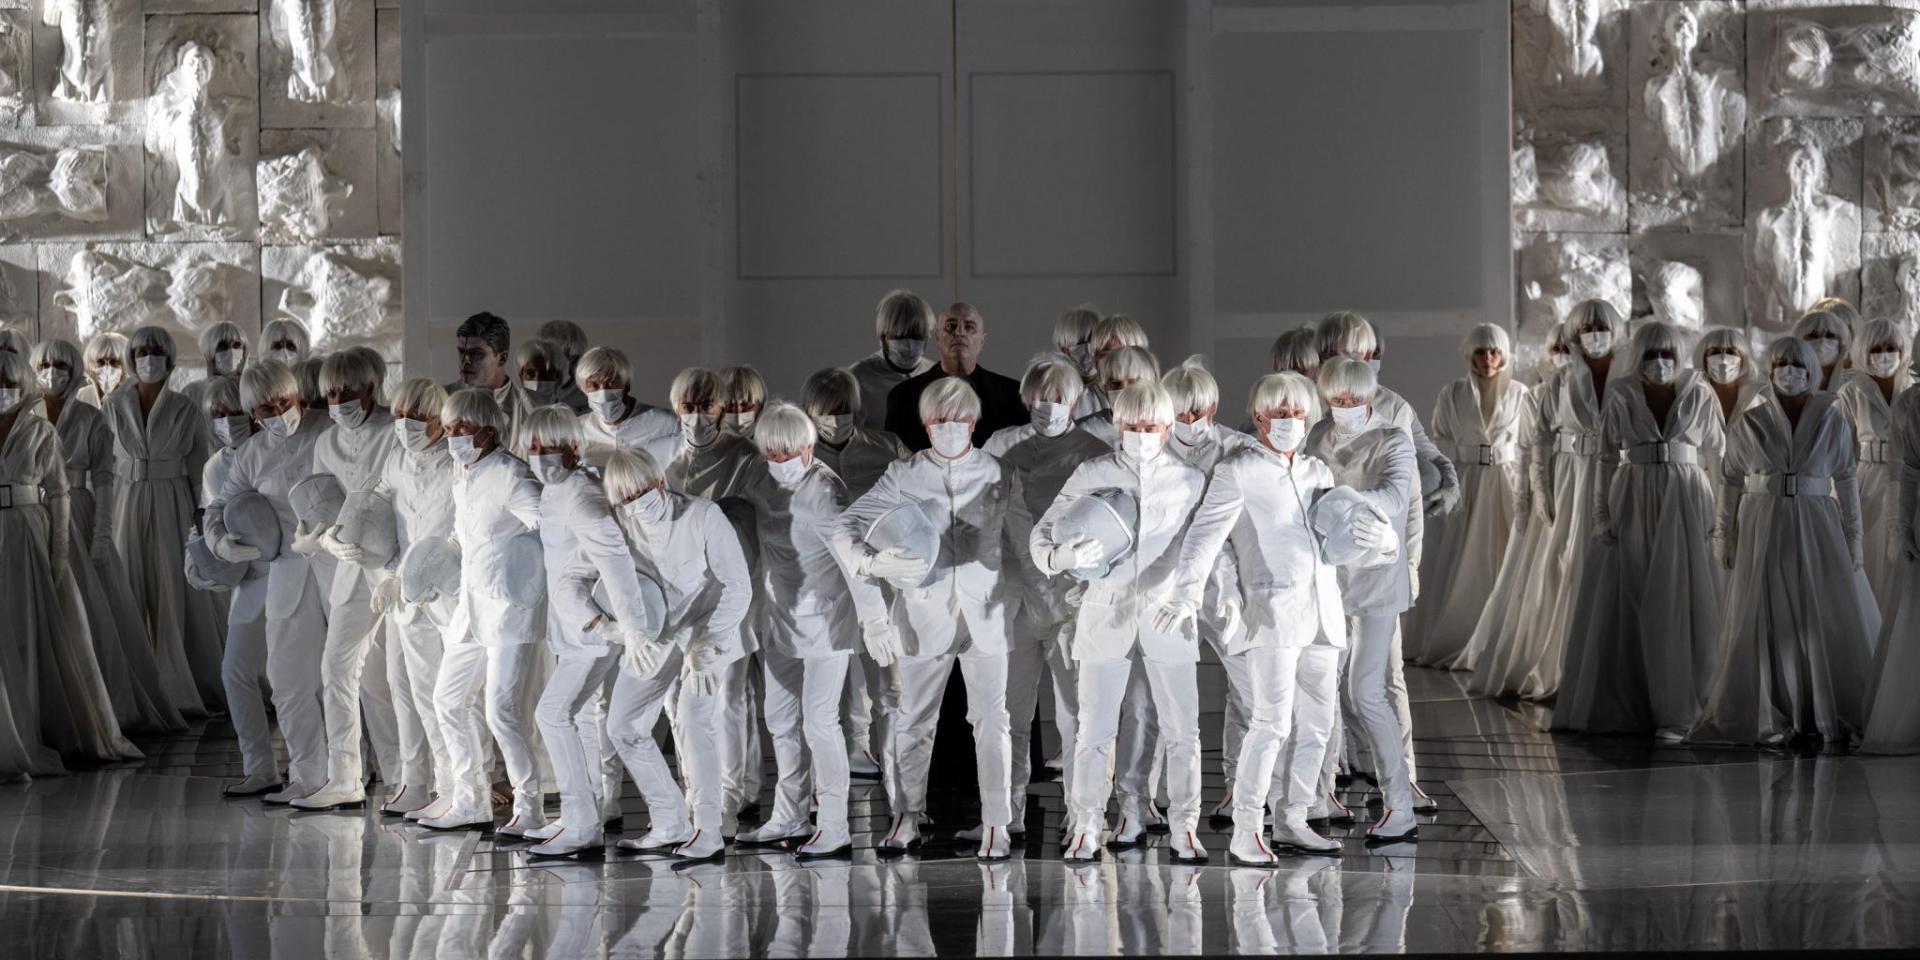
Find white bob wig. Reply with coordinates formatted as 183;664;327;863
318;347;386;405
239;358;299;411
574;346;630;391
535;320;589;365
1765;336;1820;383
669;366;723;409
524;404;584;451
390;377;448;421
1317;356;1379;403
0;327;29;356
1791;308;1852;355
1566;298;1626;339
292;357;326;407
603;448;665;505
126;325;177;370
29;339;82;399
84;331;127;369
1248;371;1322;422
261;317;311;359
1053;305;1102;351
512;338;564;379
1096;345;1160;388
1161;356;1220;416
1854;318;1912;375
722;365;766;407
443;387;507;436
802;367;861;418
1694;326;1752;378
1020;357;1084;408
197;320;249;364
1270;327;1320;374
1316;310;1378;360
754;402;818;456
1110;379;1176;427
1631;320;1686;364
1461;323;1511;360
1091;313;1149;354
875;289;934;340
203;373;244;418
918;376;981;423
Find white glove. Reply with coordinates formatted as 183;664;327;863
183;554;215;592
416;587;442;606
864;547;930;582
369;573;402;615
320;525;363;565
682;638;719;697
1850;538;1866;572
1049;534;1106;573
1153;598;1199;637
1423;481;1460;516
624;639;664;677
289;521;324;557
1713;532;1736;571
1349;509;1397;555
861;619;901;668
215;532;261;563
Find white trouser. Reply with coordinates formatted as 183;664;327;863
1004;607;1053;826
1348;614;1415;811
719;653;759;819
1385;624;1419;786
362;624;402;784
1070;654;1200;835
606;647;728;832
318;580;380;790
387;612;448;798
1213;642;1251;799
535;651;620;836
434;641;541;817
594;667;624;819
885;651;1012;825
1112;662;1163;809
843;646;888;762
760;649;851;832
1230;643;1341;823
1044;621;1078;771
266;577;328;788
221;614;272;779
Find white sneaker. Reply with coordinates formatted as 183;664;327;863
223;772;282;798
1142;804;1169;834
1208;794;1235;823
1411;785;1439;815
1308;791;1354;825
1168;826;1207;863
523;821;566;842
955;822;1025;844
381;785;432;816
616;822;694;853
497;806;550;839
1228;828;1279;867
1111;807;1148;847
795;825;853;860
263;781;318;806
1061;830;1102;863
974;825;1012;861
290;781;367;811
1274;817;1343;856
1366;807;1419;843
876;814;921;854
406;796;453;822
848;750;882;779
528;828;605;860
673;828;725;861
737;820;811;846
421;808;495;832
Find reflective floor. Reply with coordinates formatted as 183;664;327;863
3;668;1918;957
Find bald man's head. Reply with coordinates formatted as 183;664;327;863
936;302;985;375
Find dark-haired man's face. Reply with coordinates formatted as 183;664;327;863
456;336;507;389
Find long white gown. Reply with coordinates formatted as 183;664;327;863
41;396;187;735
1835;373;1907;623
1459;387;1550;694
1554;374;1723;736
1690;391;1879;745
102;385;223;716
1861;389;1920;753
1407;373;1528;666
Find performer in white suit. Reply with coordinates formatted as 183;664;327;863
573;346;678;470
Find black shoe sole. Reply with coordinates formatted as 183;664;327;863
292;800;366;813
223;785;283;799
527;846;607;861
848;771;883;780
1278;843;1345;858
1170;852;1209;864
794;844;853;861
735;835;811;848
1228;853;1278;868
671;849;726;865
1364;830;1418;845
423;821;496;835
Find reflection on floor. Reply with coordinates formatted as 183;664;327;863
2;667;1918;957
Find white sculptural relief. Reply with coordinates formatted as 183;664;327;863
1753;142;1858;326
1541;141;1618;214
1772;20;1835;96
277;0;341;105
278;249;393;351
1853;14;1920;108
1547;0;1607;88
1519;234;1630;341
154;42;246;235
165;258;230;332
0;146;108;231
385;93;401;156
1646;260;1705;332
259;145;351;242
0;17;25;124
44;0;107;105
53;247;169;340
1644;8;1742;197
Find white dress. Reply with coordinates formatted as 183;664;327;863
1554;374;1723;736
1861;389;1920;753
1835;373;1907;623
1459;389;1553;695
1407;374;1528;666
1690;392;1879;745
102;386;224;716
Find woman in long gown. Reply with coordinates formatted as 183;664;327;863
101;326;223;717
1407;324;1528;667
1461;320;1573;693
75;332;128;409
1792;309;1853;392
1690;337;1879;746
1696;328;1763;498
29;338;186;735
0;350;142;778
1554;322;1723;737
1861;385;1920;753
1835;319;1910;625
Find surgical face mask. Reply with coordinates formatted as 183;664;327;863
1550;351;1573;369
724;410;757;435
0;387;21;414
271;347;300;365
448;433;483;465
587;389;625;423
522;377;556;401
261;406;300;438
885;338;925;371
37;367;69;396
213;348;243;375
212;414;249;448
329;398;365;428
1068;343;1095;377
1810;338;1840;365
530;453;571;485
928;421;973;458
1772;365;1812;397
1641;358;1677;385
1868;350;1904;378
768;455;808;486
1121;430;1164;461
94;364;123;393
135;355;169;384
395;417;432;452
1330;404;1372;436
679;412;719;446
815;414;851;444
1706;354;1743;384
1172;417;1210;445
1031;401;1071;437
1579;331;1613;359
1264;416;1307;453
623;487;669;526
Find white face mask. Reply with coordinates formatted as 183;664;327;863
1031;401;1071;437
768;455;808;486
1121;429;1165;461
530;452;571;485
588;389;626;423
1641;358;1677;385
522;378;556;400
261;406;301;438
94;365;123;394
135;355;169;384
885;338;925;371
1579;331;1613;359
1772;365;1812;397
1263;416;1307;453
0;387;21;414
928;421;973;458
1330;405;1372;436
1868;350;1904;378
723;410;757;435
37;367;70;396
1810;338;1840;365
1706;354;1743;384
395;417;432;452
1550;351;1573;369
212;414;250;448
271;347;300;365
213;348;243;375
623;486;670;526
448;434;484;465
814;414;851;444
1172;417;1210;445
679;412;719;447
329;398;365;428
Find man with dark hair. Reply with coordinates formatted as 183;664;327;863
451;311;533;453
884;302;1027;451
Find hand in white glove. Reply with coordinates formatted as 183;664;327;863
624;639;664;677
1534;495;1555;524
320;525;363;565
369;573;402;615
215;532;261;563
1349;509;1398;555
1423;481;1461;516
1713;533;1735;571
861;619;901;668
183;554;214;592
682;639;720;697
289;521;323;557
1850;538;1866;571
1049;534;1106;573
1153;598;1199;637
865;547;930;582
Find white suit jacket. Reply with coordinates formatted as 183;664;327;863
1305;418;1417;616
449;447;544;646
204;414;329;621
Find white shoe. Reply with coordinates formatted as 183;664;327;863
1308;791;1354;825
616;822;694;853
523;821;566;842
407;796;453;822
290;781;368;811
877;814;921;854
974;825;1012;861
848;750;882;779
381;785;432;816
1411;785;1439;815
720;811;740;839
1208;794;1235;823
1168;826;1207;863
795;825;853;860
955;822;1026;844
497;807;550;839
263;781;318;806
421;808;495;832
1142;804;1169;834
1111;807;1148;847
1228;828;1279;867
1366;807;1419;843
528;829;605;859
1274;817;1343;855
1061;830;1102;863
737;820;811;846
673;828;725;861
223;772;282;798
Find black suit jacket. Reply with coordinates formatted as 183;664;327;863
883;364;1029;452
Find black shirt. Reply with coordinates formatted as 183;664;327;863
883;364;1029;452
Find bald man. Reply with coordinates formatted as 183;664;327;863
884;302;1028;451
